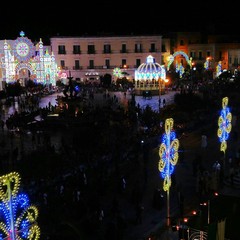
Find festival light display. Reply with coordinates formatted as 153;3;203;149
135;55;166;81
217;97;232;154
216;61;222;77
1;31;59;86
158;118;179;227
0;172;40;240
159;118;179;191
113;67;123;78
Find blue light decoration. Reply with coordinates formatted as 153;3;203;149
216;61;222;77
175;62;184;78
217;97;232;154
158;118;179;191
204;58;210;70
167;51;192;71
0;172;40;240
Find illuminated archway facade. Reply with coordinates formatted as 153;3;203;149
167;51;192;78
0;31;59;90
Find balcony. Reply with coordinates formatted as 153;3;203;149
120;50;128;53
58;51;66;54
73;66;83;70
73;51;81;54
103;50;112;54
87;50;96;54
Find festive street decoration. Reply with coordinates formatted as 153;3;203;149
159;118;179;191
113;67;123;78
158;118;179;228
0;172;40;240
134;55;166;94
217;97;232;154
216;61;222;77
1;31;59;85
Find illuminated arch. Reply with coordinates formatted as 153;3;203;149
0;31;59;86
15;62;34;76
167;51;192;71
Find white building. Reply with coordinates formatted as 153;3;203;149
50;35;164;83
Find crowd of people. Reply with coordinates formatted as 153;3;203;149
0;80;240;239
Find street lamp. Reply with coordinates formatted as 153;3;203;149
159;118;179;227
200;192;219;225
158;78;162;111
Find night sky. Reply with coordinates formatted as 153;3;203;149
2;2;240;44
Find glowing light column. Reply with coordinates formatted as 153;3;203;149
158;118;179;227
217;97;232;171
0;172;40;240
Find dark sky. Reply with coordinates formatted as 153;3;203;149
2;3;240;44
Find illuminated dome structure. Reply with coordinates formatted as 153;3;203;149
134;55;166;95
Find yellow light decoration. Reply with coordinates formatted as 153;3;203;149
159;118;179;191
217;97;232;154
28;225;41;240
0;172;40;240
0;172;20;201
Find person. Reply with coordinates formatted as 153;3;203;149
0;120;4;131
158;97;161;109
201;134;207;149
163;98;166;107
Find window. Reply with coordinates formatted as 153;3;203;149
105;59;110;68
74;60;80;69
136;59;141;67
180;40;184;46
190;51;196;58
89;60;94;69
103;44;111;53
121;44;127;53
162;44;166;52
58;45;66;54
88;45;95;54
135;43;142;53
60;60;65;68
229;57;232;64
150;43;156;52
234;58;238;66
122;59;127;67
199;51;202;60
73;45;81;54
207;51;211;57
219;51;222;60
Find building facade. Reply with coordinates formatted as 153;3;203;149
50;35;167;83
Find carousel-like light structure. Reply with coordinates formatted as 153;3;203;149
158;118;179;227
217;97;232;155
0;172;40;240
134;55;166;95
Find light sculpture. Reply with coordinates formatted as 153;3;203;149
0;172;40;240
158;118;179;227
113;67;123;78
217;97;232;155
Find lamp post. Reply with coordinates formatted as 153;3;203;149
159;118;179;227
158;78;162;111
